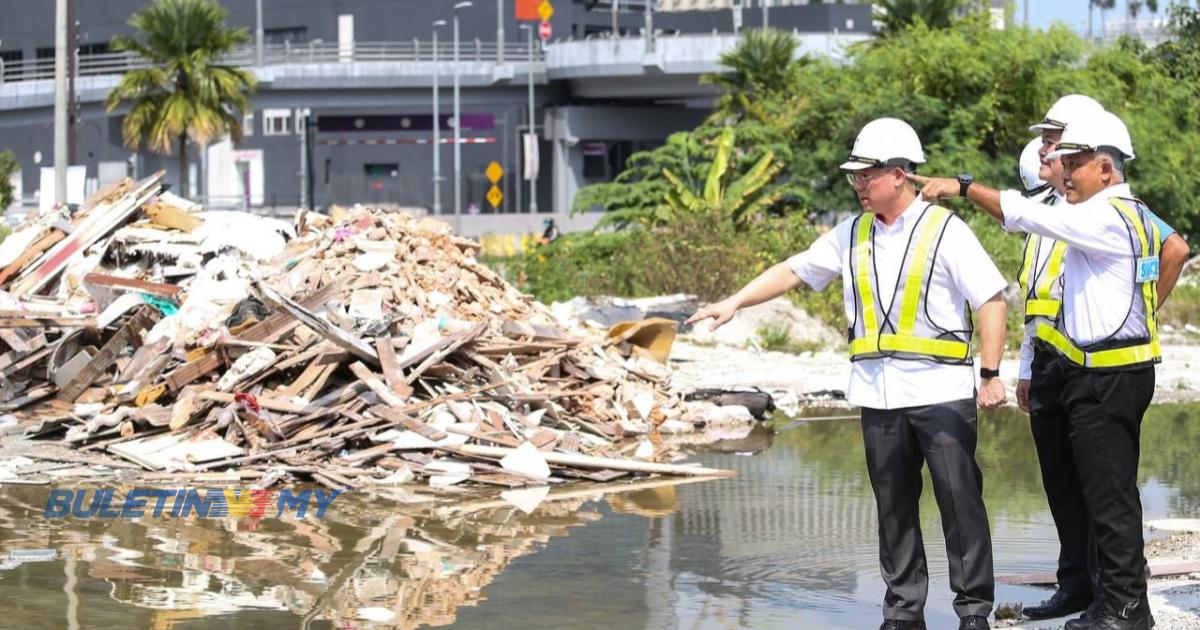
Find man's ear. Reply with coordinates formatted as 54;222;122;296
1098;157;1115;184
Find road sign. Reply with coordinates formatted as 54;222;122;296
487;185;504;208
539;20;552;42
537;0;554;22
486;161;504;184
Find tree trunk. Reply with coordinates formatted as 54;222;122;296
177;133;188;197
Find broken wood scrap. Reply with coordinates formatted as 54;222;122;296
82;273;181;297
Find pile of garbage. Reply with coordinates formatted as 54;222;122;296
0;172;745;489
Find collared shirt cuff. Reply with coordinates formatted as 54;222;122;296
1018;360;1032;380
999;189;1027;233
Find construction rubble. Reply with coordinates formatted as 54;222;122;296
0;172;749;491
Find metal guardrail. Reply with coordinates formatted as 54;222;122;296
0;41;544;85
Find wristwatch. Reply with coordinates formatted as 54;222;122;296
980;367;999;380
957;173;974;198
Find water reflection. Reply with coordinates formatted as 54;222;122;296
0;405;1196;629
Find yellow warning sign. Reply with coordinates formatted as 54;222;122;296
486;161;504;184
487;185;504;208
537;0;554;22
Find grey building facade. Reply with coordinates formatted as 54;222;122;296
0;0;872;219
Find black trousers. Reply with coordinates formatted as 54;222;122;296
1048;349;1155;618
861;398;995;621
1028;349;1100;598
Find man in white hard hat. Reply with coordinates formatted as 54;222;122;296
688;118;1007;630
1012;99;1190;624
1018;137;1053;200
912;109;1178;630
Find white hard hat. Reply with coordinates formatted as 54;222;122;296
1019;137;1049;194
1047;109;1136;162
1029;94;1105;132
840;118;925;171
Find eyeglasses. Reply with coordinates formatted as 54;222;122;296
845;170;886;189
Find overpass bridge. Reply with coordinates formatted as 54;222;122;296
0;30;868;218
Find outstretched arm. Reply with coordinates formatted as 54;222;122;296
907;173;1005;222
685;262;805;331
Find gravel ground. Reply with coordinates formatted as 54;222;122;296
669;337;1200;413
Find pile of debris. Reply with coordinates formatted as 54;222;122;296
0;172;744;490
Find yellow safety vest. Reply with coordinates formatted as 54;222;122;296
1020;236;1067;320
848;204;972;363
1019;196;1067;321
1036;197;1162;369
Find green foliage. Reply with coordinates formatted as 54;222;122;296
106;0;255;193
0;225;9;246
662;128;784;228
516;15;1200;335
0;150;17;212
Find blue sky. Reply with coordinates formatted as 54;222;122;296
1023;1;1167;33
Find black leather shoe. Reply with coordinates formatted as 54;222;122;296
879;620;927;630
1079;596;1103;621
1024;590;1092;620
958;615;990;629
1064;613;1153;630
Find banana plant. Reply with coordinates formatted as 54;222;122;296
661;128;784;228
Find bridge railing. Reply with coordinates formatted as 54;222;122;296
0;40;544;85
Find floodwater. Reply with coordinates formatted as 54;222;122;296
0;405;1198;630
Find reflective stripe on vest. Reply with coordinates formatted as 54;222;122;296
1019;235;1068;320
1036;197;1162;369
848;205;971;362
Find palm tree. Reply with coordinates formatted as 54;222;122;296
874;0;965;37
703;28;802;120
1090;0;1116;39
105;0;255;196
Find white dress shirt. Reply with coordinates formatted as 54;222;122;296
788;197;1008;410
1018;189;1066;380
1001;183;1150;347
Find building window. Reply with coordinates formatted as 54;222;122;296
0;50;23;78
364;163;399;178
79;42;110;57
36;47;55;60
242;111;254;136
264;26;308;46
264;108;291;136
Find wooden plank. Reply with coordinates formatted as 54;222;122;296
253;280;377;364
455;444;737;477
374;336;412;397
0;231;64;286
405;323;486;384
369;405;448;441
348;361;408;407
163;284;340;391
11;172;163;296
143;199;202;232
197;391;319;415
0;316;96;328
83;273;181;297
58;308;154;401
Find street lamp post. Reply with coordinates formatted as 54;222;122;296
256;0;264;66
761;0;768;29
497;0;504;65
453;1;473;232
519;24;537;213
432;20;446;216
